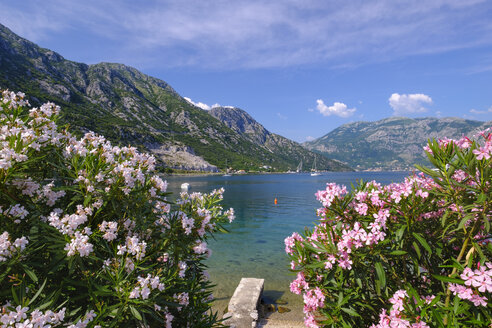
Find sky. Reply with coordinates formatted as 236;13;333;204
0;0;491;142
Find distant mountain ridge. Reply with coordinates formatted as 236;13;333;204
303;116;491;171
209;106;351;171
0;23;349;172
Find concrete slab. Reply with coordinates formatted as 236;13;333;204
223;278;265;328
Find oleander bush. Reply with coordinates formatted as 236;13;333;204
286;129;491;327
0;90;234;327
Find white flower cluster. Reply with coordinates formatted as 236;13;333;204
3;204;29;223
1;91;62;171
1;89;235;325
174;292;190;308
64;231;94;257
99;221;118;241
117;236;147;261
129;274;165;299
11;179;66;207
0;232;28;262
0;304;65;328
0;304;98;328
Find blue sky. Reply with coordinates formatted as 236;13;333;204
1;0;491;142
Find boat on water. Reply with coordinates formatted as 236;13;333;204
310;157;320;176
296;160;303;173
223;160;232;176
181;183;190;190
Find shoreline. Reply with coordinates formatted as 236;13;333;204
163;169;411;177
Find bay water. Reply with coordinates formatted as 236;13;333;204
165;171;410;317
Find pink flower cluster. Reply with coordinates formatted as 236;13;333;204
423;128;492;162
284;232;303;256
287;174;437;277
286;126;491;327
472;129;491;160
448;262;492;306
303;287;325;315
370;290;430;328
290;272;309;295
315;183;347;208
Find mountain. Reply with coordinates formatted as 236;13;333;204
0;23;350;172
303;117;492;171
209;106;351;171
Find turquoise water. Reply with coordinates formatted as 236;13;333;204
165;171;409;313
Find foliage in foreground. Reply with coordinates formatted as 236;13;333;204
286;129;491;327
0;90;234;327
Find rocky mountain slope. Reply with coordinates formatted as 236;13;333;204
0;23;349;172
303;117;491;171
209;107;350;171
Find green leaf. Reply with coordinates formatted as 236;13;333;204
340;307;361;317
395;225;406;241
374;262;386;290
305;260;328;269
389;250;407;256
11;286;20;304
412;241;421;259
412;232;432;254
453;295;460;314
337;292;343;306
28;279;47;306
22;266;38;283
129;305;142;321
458;214;475;230
472;242;487;264
432;274;464;284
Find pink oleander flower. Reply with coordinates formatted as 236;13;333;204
290;272;309;295
473;147;491;160
304;313;319;328
303;287;325;314
284;232;303;255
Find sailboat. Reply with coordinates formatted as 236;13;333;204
223;159;232;177
296;160;303;173
310;157;320;176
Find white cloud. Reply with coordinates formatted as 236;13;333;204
184;97;212;110
305;136;315;141
316;100;356;118
388;93;433;115
470;106;492;114
184;97;232;110
0;0;490;69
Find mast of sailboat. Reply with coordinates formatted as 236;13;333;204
310;155;320;176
